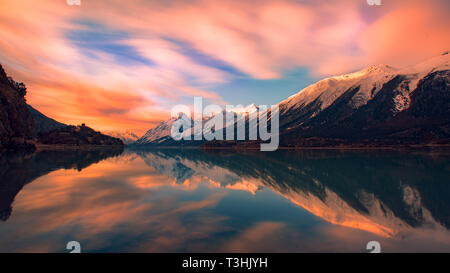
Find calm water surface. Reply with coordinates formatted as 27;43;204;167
0;148;449;252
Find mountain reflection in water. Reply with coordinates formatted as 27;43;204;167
0;148;449;252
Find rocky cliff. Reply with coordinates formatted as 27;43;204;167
0;65;35;151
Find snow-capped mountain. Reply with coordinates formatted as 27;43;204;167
274;52;449;146
280;52;449;118
134;118;178;145
135;52;449;147
280;64;398;113
227;103;259;115
104;130;139;144
133;107;259;146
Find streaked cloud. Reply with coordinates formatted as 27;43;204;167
0;0;448;134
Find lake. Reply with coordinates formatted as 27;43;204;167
0;148;449;252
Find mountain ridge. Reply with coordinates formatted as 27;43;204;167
27;105;66;136
134;53;450;148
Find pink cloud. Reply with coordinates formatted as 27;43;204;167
359;1;450;68
80;0;448;77
0;0;448;133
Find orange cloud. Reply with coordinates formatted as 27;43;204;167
359;1;450;68
0;0;448;134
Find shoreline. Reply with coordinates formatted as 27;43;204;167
35;144;125;151
127;144;450;151
3;143;449;153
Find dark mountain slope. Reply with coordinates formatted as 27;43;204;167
27;105;66;136
38;124;124;146
0;65;35;151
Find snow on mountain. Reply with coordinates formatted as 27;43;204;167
104;130;139;144
135;117;178;144
135;52;449;146
280;52;449;115
280;64;398;114
398;51;450;91
274;52;450;143
135;105;260;145
227;103;258;114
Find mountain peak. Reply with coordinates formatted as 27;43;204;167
362;64;395;73
227;103;258;114
332;64;396;81
281;53;450;113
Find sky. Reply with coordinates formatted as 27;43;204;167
0;0;449;135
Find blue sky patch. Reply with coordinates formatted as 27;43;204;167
66;19;154;66
209;67;317;106
164;37;246;77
